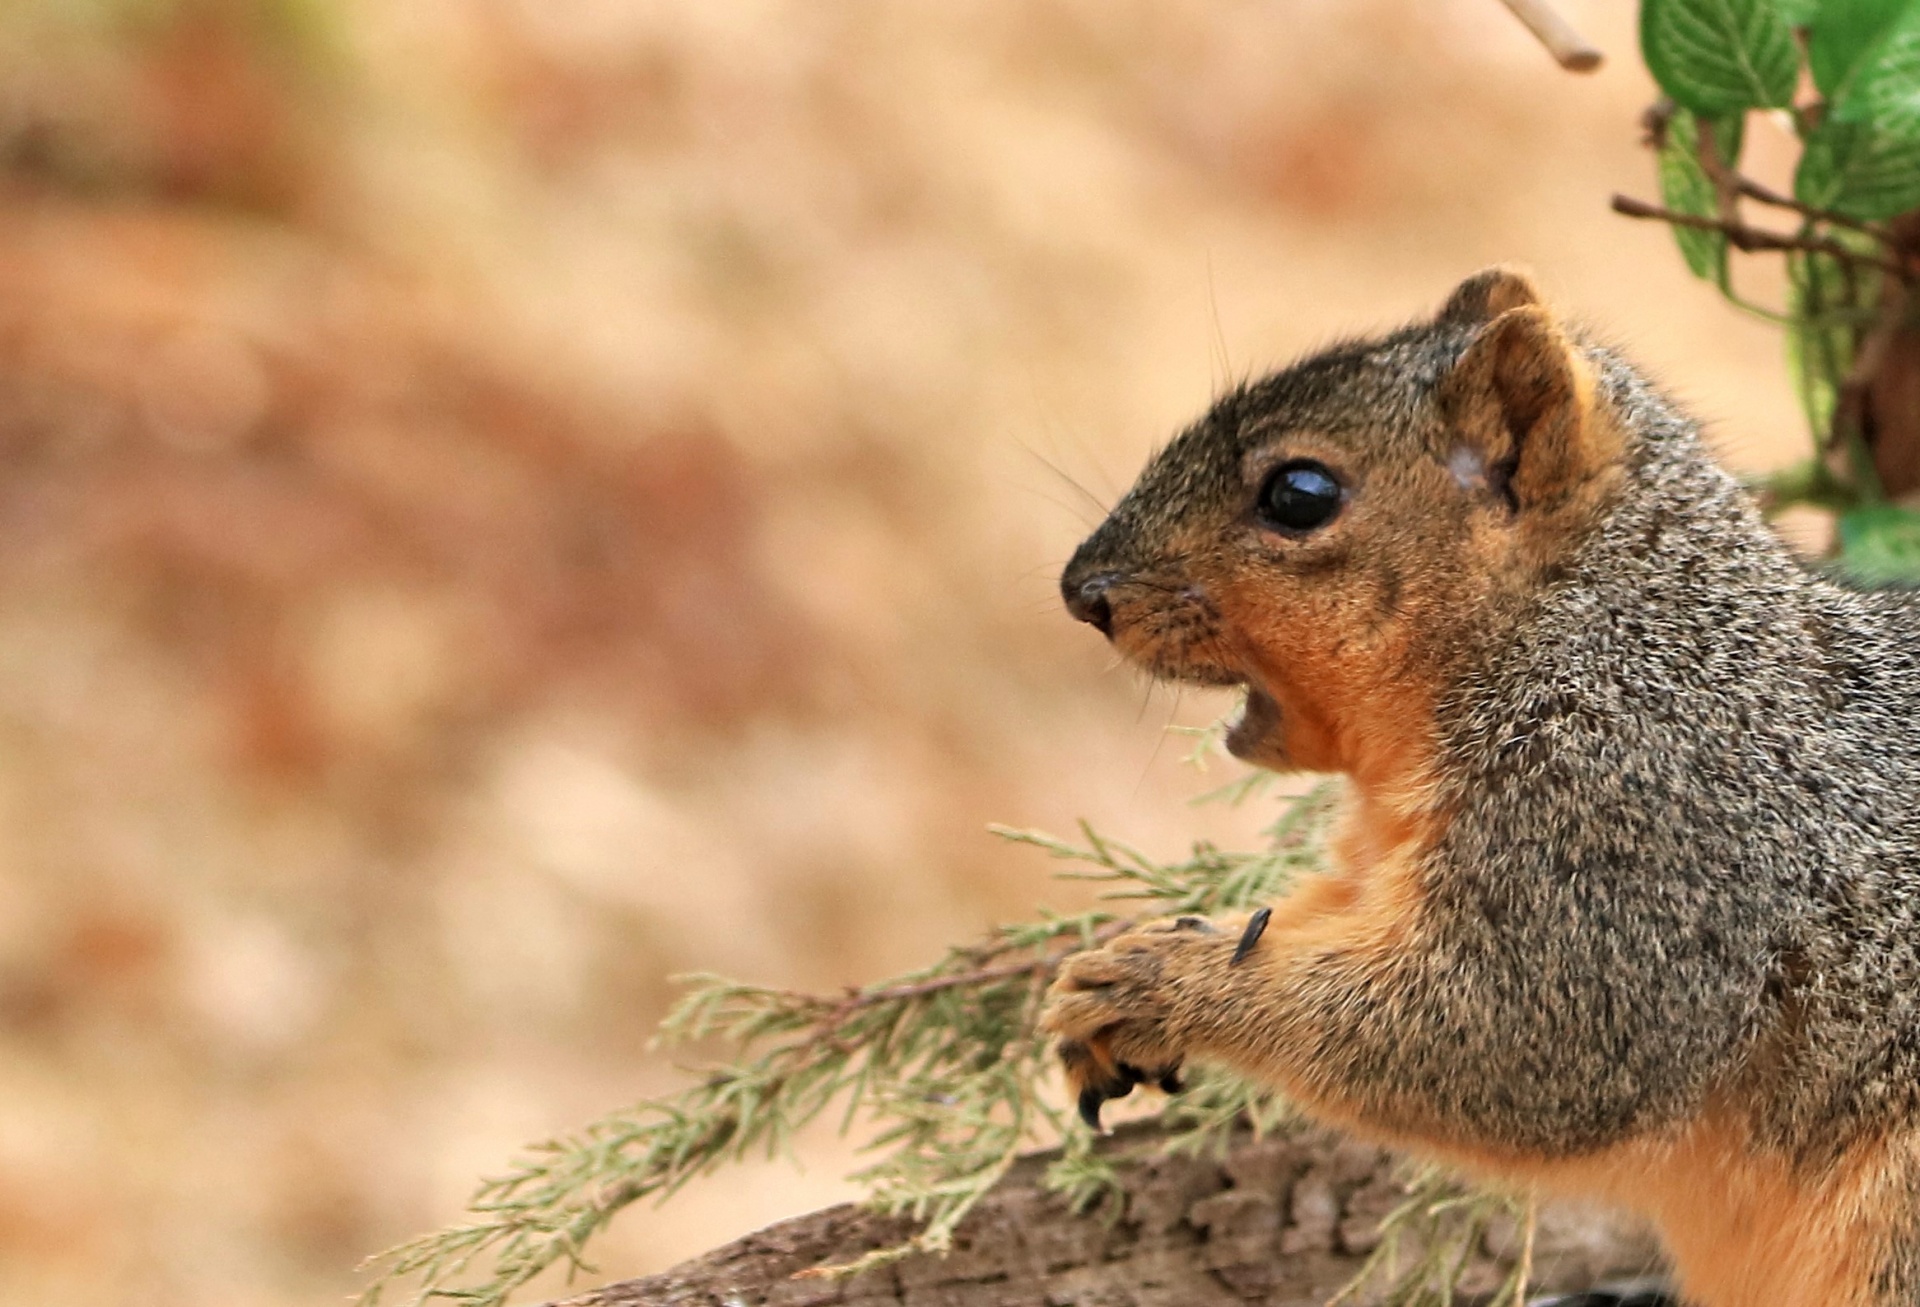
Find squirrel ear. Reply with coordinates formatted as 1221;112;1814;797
1438;304;1613;515
1437;266;1543;326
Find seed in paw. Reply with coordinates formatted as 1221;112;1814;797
1232;906;1273;966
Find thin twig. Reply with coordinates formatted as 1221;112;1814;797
1496;0;1603;71
834;926;1129;1012
1833;280;1912;464
1839;243;1865;364
758;919;1133;1054
1735;176;1897;247
1695;118;1741;234
1612;194;1913;279
1639;98;1676;151
1512;1198;1537;1307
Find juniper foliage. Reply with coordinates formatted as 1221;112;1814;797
349;763;1543;1305
358;779;1535;1307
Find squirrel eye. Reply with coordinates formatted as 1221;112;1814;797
1257;460;1344;533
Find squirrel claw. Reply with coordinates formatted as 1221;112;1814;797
1076;1069;1136;1132
1062;1042;1189;1132
1066;1048;1186;1132
1121;1058;1187;1097
1077;1084;1112;1132
1061;1039;1137;1133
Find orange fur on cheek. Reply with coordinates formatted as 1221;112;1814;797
1235;617;1443;801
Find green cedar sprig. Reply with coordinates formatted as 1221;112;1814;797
357;783;1335;1307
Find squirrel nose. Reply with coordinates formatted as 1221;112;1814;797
1063;572;1119;636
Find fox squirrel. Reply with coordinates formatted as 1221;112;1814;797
1042;269;1920;1307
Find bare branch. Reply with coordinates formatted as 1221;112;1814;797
1734;176;1898;247
1497;0;1604;72
1611;194;1913;280
796;920;1131;1035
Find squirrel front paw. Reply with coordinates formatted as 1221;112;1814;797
1041;910;1269;1129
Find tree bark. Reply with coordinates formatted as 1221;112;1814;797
1859;215;1920;500
549;1126;1666;1307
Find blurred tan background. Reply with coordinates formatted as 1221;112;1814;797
0;2;1810;1305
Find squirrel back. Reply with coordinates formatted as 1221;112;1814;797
1440;354;1920;1161
1047;269;1920;1307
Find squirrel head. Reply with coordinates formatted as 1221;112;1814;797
1062;267;1627;790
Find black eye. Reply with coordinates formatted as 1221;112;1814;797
1257;460;1344;533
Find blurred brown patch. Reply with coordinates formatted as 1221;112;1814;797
138;6;307;210
1;1;326;211
0;5;1803;1307
0;207;822;788
63;904;172;991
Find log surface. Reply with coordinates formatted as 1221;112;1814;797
553;1126;1666;1307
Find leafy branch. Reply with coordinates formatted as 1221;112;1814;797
1611;193;1912;278
1622;0;1920;576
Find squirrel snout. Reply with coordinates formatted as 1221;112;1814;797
1063;571;1119;636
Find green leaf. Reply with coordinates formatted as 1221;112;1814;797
1809;0;1915;98
1832;0;1920;149
1658;109;1748;280
1796;119;1856;206
1778;0;1826;22
1642;0;1804;113
1804;0;1920;217
1796;116;1920;215
1838;504;1920;580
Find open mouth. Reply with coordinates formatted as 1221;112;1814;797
1224;684;1283;763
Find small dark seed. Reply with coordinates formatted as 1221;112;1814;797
1231;907;1273;966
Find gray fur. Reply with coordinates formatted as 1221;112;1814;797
1435;351;1920;1162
